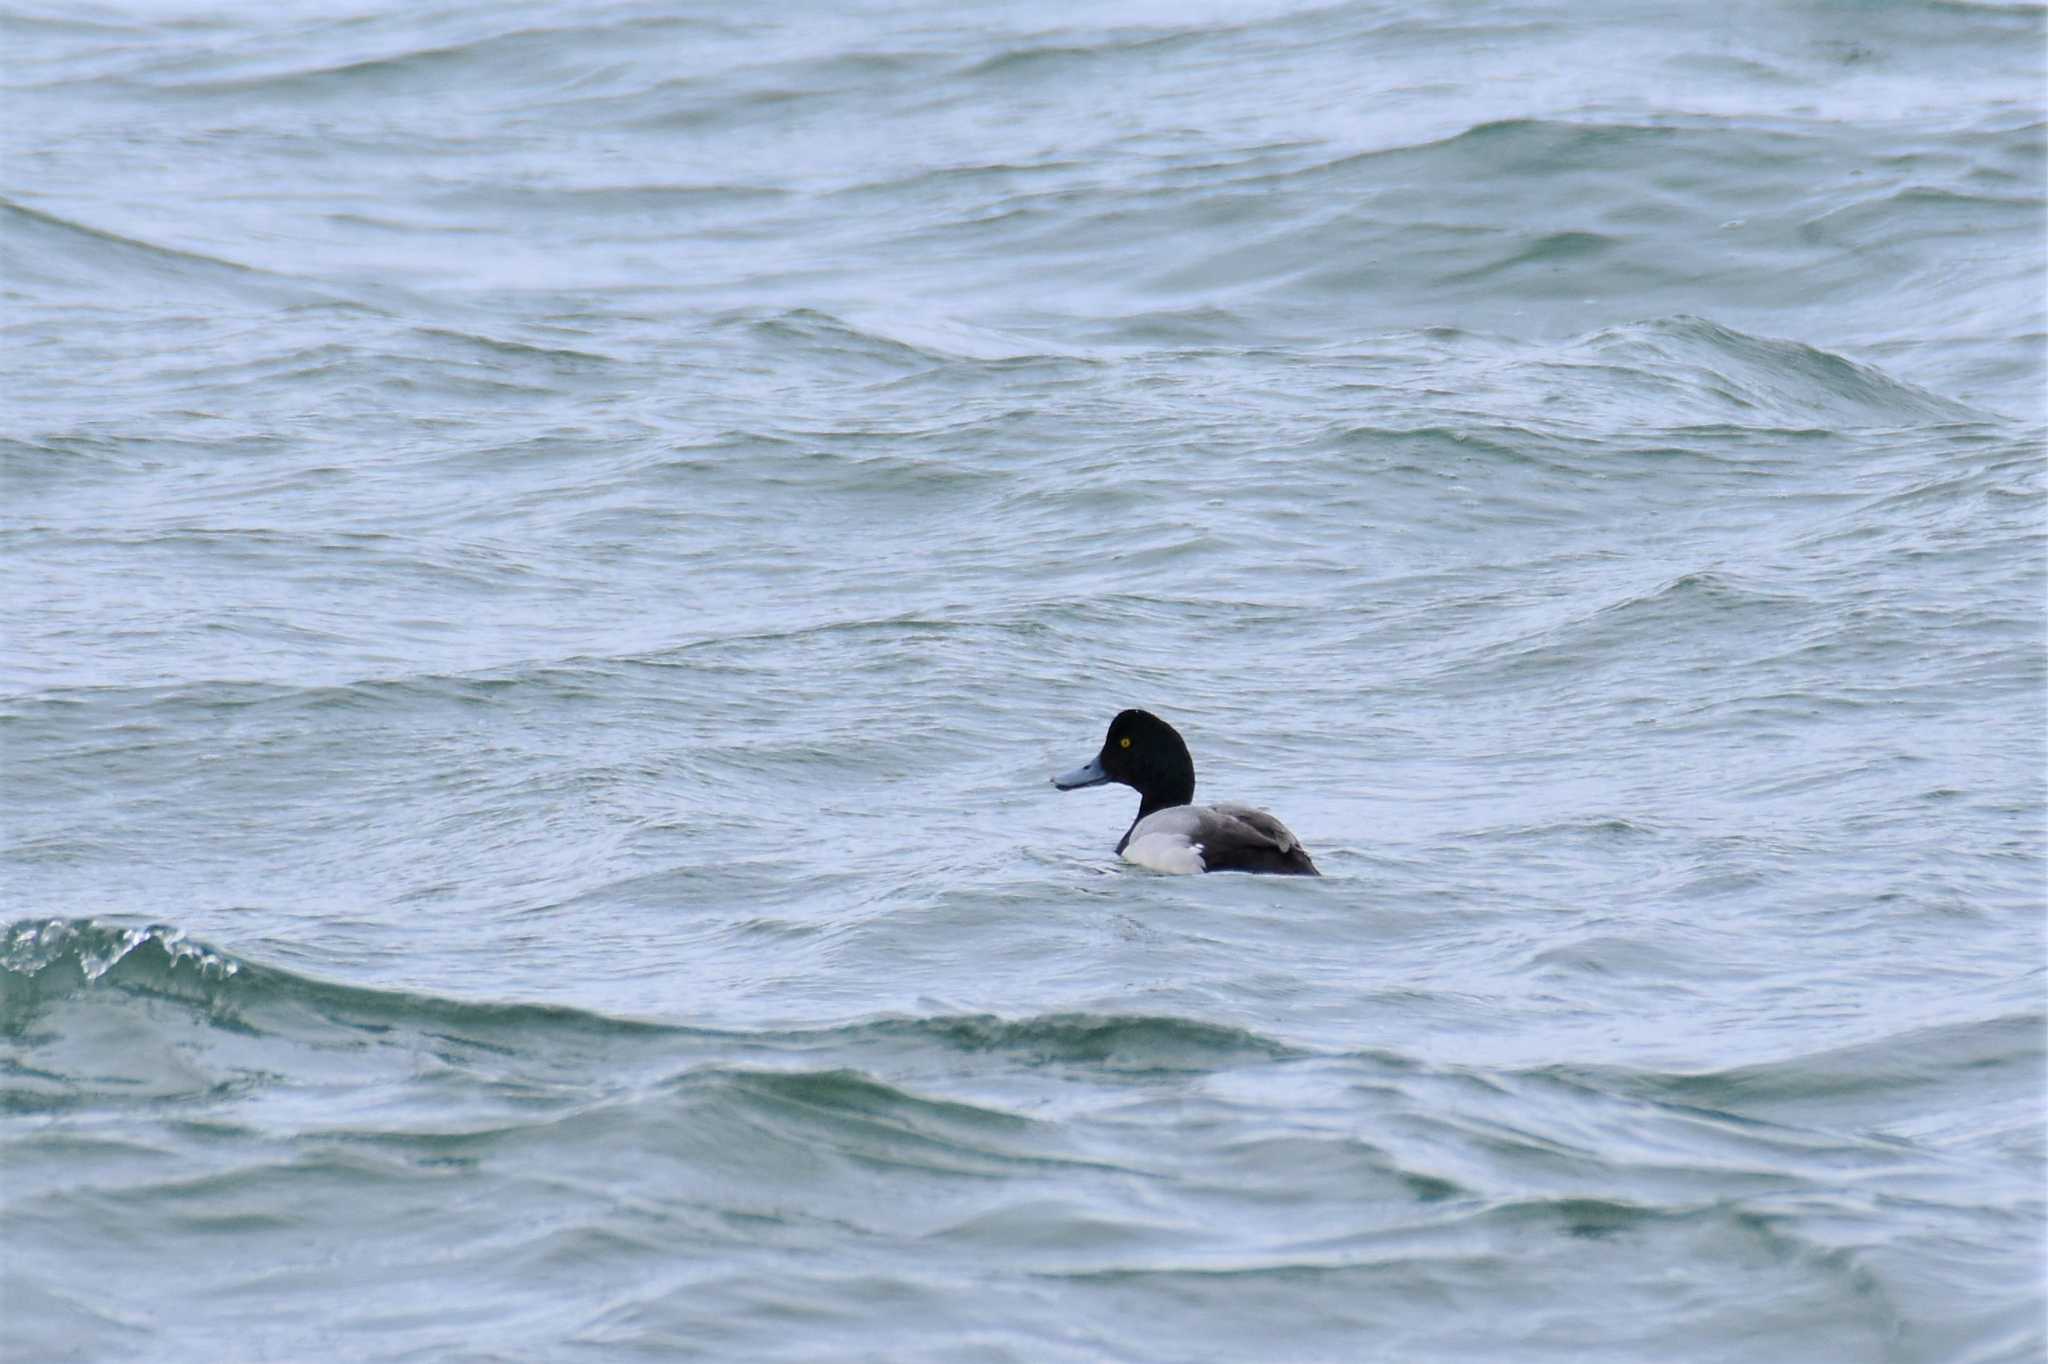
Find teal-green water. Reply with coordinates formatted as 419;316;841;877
4;2;2044;1360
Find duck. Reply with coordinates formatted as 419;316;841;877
1051;709;1319;876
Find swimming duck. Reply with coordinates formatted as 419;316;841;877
1051;709;1319;876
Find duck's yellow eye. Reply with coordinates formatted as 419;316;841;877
1119;736;1131;749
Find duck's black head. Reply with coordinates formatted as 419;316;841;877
1051;708;1196;815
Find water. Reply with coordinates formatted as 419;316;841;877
3;1;2044;1360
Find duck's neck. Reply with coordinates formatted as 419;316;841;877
1136;776;1194;819
1116;778;1194;855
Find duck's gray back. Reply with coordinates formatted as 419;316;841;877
1125;802;1319;876
1206;802;1306;854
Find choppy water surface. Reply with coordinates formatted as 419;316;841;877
4;1;2044;1360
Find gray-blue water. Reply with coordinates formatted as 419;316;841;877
4;2;2045;1360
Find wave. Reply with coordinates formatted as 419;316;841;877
121;21;742;101
0;197;299;300
854;1011;1298;1069
1540;1011;2048;1123
713;306;1064;370
960;28;1222;80
1393;314;1992;432
1329;316;2002;457
0;918;1298;1075
17;921;2033;1145
0;600;1054;711
1564;316;1983;426
7;922;2038;1360
0;918;672;1040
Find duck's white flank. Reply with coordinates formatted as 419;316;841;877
1122;831;1207;874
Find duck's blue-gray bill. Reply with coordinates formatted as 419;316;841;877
1052;756;1109;790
